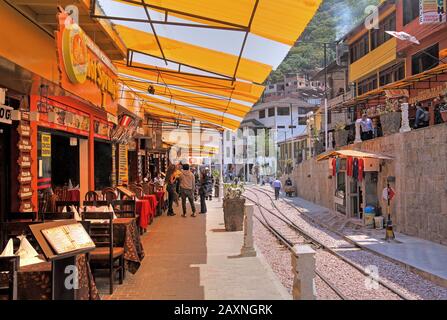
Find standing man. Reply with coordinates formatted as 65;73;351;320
359;114;373;141
273;177;282;200
179;163;196;217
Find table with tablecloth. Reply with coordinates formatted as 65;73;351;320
136;199;153;230
142;194;158;217
66;189;80;201
154;191;165;216
113;218;145;274
0;254;99;300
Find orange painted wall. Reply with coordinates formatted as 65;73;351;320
0;1;58;83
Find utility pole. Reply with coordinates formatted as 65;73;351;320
324;43;328;152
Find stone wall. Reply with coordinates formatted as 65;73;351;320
288;123;447;245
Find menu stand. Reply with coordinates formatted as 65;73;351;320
29;220;95;300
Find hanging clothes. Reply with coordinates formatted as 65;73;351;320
358;158;364;182
347;156;353;177
336;158;341;174
352;158;359;180
332;158;336;176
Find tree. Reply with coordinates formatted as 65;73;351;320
267;0;380;83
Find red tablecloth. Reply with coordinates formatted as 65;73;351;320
67;189;80;201
142;195;158;214
136;199;152;229
155;191;165;203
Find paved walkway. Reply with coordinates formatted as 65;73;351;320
272;188;447;287
101;199;290;299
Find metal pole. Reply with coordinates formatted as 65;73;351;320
324;43;328;152
219;132;223;202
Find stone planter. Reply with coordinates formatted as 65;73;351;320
334;130;349;147
380;112;401;136
440;110;447;122
223;198;245;231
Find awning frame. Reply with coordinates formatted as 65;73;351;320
317;149;394;161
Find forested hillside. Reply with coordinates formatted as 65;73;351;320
268;0;380;82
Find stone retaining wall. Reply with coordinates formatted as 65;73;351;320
287;123;447;245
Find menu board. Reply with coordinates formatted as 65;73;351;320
111;144;116;187
41;223;95;255
118;144;128;185
17;99;34;213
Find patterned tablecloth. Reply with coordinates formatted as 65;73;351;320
0;254;99;300
113;218;145;274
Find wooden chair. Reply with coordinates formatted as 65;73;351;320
112;200;136;218
38;190;56;213
54;187;68;202
85;191;99;202
82;211;124;294
0;256;19;300
42;212;74;222
0;221;41;253
55;201;80;213
83;200;109;208
133;186;144;199
6;212;38;221
102;189;117;202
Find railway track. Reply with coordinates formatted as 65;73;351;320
244;187;413;300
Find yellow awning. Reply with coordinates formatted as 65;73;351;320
317;149;393;161
92;0;321;129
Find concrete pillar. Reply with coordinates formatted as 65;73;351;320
240;203;256;257
354;119;362;143
400;102;411;133
291;244;316;300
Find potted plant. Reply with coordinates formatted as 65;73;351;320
379;99;401;135
333;123;349;147
223;182;246;231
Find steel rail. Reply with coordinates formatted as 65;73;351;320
245;187;413;300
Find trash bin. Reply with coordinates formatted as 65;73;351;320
374;216;384;229
364;206;375;228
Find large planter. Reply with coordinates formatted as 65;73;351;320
334;130;349;147
380;112;401;135
223;198;245;231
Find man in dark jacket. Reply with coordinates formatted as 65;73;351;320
179;163;196;217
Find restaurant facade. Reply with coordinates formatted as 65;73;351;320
0;2;144;219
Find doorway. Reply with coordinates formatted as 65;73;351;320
0;124;11;221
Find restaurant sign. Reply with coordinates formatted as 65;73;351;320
419;0;446;24
0;104;12;124
409;83;447;104
56;11;118;115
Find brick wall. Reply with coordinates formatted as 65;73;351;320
288;123;447;245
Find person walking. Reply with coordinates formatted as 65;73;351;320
273;177;282;200
179;163;196;217
165;164;178;216
199;169;210;214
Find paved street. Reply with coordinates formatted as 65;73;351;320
101;200;290;300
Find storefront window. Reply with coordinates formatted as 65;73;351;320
403;0;420;25
412;43;439;75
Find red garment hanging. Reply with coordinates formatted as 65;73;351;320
332;158;336;176
347;156;353;176
358;158;364;182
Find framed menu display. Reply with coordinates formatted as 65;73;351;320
29;220;96;300
41;223;95;255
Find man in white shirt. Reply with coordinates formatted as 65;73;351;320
360;114;373;141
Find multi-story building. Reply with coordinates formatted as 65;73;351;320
263;73;324;102
223;97;319;180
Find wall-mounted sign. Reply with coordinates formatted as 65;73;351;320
56;11;118;115
409;82;447;104
0;104;12;124
41;133;51;157
420;0;446;24
37;99;90;136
